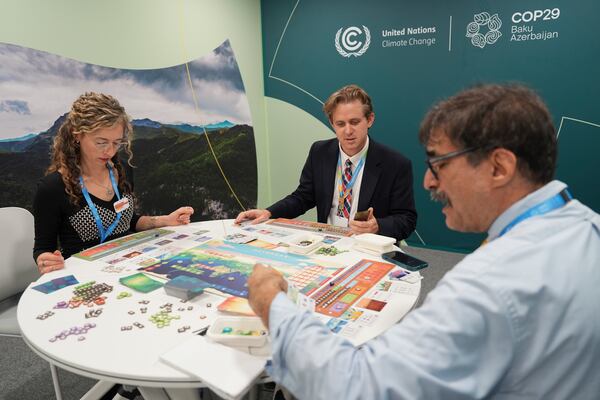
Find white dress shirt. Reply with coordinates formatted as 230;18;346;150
327;137;369;227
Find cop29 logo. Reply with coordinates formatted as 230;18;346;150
335;26;371;57
466;12;502;48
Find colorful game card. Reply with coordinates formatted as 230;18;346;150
326;318;348;333
388;269;409;280
357;297;388;312
119;273;164;293
123;251;143;259
32;275;79;294
340;308;364;321
217;296;256;316
322;235;341;245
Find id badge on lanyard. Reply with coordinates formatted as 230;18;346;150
79;165;123;243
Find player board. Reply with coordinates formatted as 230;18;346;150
267;218;352;237
73;229;174;261
138;240;342;298
287;265;342;296
311;259;394;317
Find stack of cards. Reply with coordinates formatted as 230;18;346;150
119;272;164;293
164;275;212;300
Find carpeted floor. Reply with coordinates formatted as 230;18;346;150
0;246;465;400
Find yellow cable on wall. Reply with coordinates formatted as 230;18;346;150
177;0;246;212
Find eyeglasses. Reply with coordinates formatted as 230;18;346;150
425;147;477;180
93;140;127;152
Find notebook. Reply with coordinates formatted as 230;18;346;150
160;335;266;400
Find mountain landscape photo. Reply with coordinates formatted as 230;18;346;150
0;39;257;220
0;116;257;220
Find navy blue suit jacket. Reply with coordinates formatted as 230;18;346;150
267;138;417;241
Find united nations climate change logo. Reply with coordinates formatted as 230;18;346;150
335;26;371;57
466;12;502;48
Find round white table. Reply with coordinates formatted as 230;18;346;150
18;219;421;399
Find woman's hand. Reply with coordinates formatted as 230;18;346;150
36;250;65;274
164;206;194;226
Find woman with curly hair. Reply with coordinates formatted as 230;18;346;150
33;92;194;274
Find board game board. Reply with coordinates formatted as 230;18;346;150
73;229;174;261
138;240;342;298
267;218;352;237
311;259;394;317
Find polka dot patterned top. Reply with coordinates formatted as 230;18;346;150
33;171;141;260
68;193;136;242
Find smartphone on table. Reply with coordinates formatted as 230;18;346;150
382;251;428;271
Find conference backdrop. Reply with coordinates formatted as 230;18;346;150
0;0;266;224
261;0;600;251
0;41;256;220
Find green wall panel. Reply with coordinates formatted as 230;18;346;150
261;0;600;251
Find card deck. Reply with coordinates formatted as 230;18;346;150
119;273;164;293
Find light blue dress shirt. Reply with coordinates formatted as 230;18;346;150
267;180;600;399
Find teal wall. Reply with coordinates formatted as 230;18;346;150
261;0;600;251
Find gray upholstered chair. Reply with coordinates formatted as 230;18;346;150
0;207;38;336
0;207;64;399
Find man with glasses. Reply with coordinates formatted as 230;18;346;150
247;84;600;399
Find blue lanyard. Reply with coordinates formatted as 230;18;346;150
79;165;122;243
497;188;573;238
337;155;365;199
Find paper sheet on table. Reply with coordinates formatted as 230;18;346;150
160;335;266;400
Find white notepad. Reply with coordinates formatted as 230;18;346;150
160;335;267;400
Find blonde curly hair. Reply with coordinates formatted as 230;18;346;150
47;92;134;204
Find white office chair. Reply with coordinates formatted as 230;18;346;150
0;207;64;399
0;207;38;336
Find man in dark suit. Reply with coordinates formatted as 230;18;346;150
235;84;417;241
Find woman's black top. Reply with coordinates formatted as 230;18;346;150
33;171;140;260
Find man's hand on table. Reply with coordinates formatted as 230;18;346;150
248;263;288;328
349;207;379;235
234;209;272;225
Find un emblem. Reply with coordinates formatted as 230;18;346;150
335;26;371;57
